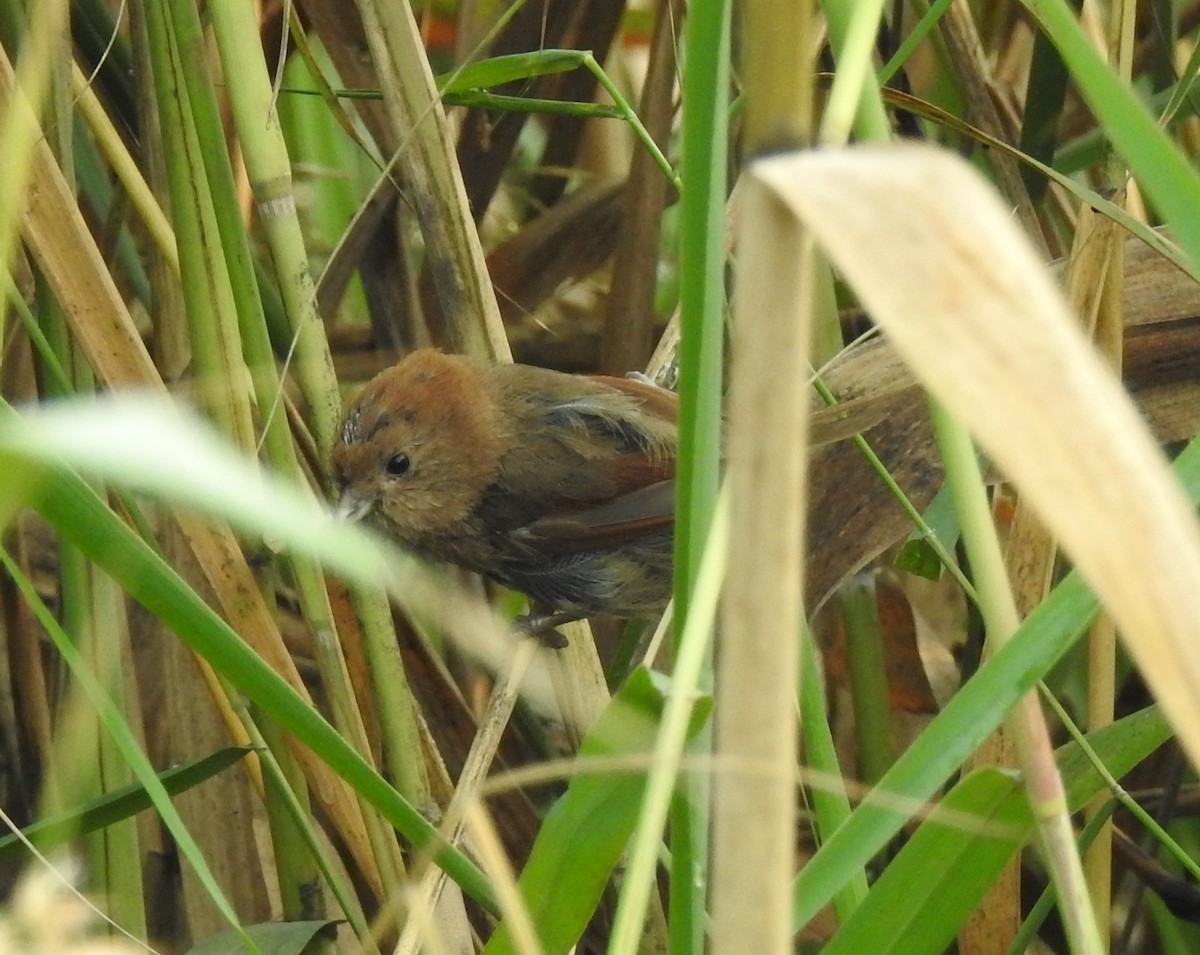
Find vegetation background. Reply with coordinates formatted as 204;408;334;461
2;1;1200;954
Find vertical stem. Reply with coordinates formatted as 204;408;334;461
352;0;510;360
839;575;896;784
710;3;818;952
207;0;341;468
0;0;69;276
712;183;812;955
798;629;868;921
930;401;1103;955
672;0;731;948
1081;2;1136;942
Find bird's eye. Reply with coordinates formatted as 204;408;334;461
385;452;412;477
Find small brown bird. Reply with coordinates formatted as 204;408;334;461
332;349;678;624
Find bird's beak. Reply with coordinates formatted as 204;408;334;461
336;490;375;523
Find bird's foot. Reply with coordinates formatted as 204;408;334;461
513;610;583;649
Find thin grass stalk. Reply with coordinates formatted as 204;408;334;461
352;0;509;360
158;0;289;423
929;400;1103;955
37;277;144;925
972;496;1052;952
1070;202;1123;949
0;0;68;280
820;0;892;143
92;572;147;938
395;639;539;955
45;553;105;883
46;562;97;791
712;178;812;955
257;715;327;925
797;629;868;922
838;576;895;784
675;0;730;608
68;62;177;272
131;0;190;384
163;16;260;447
248;710;379;955
38;645;105;894
143;0;254;447
609;490;728;955
348;587;432;809
820;3;919;809
939;0;1047;255
281;560;412;900
1;508;54;828
1080;2;1137;938
157;570;276;935
979;189;1133;955
671;0;731;946
207;0;342;470
1082;622;1116;932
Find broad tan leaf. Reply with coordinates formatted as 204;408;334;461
753;144;1200;770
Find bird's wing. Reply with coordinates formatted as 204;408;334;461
510;479;675;554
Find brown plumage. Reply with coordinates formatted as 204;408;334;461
332;349;678;618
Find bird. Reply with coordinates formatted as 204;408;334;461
332;349;678;634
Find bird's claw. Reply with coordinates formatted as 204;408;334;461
513;611;581;649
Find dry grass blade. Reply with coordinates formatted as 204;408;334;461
354;0;509;360
0;49;160;390
711;182;812;955
753;143;1200;772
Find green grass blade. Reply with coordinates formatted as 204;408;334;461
1020;0;1200;265
792;431;1200;930
482;669;710;955
0;549;257;951
669;0;731;948
0;747;251;862
442;90;623;117
187;920;337;955
820;768;1029;955
1017;2;1080;201
792;569;1097;929
821;705;1171;954
439;50;587;93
